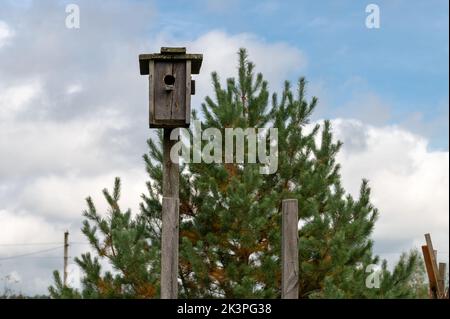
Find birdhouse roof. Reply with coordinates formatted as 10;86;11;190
139;47;203;75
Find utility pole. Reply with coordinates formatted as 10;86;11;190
63;231;69;287
281;199;299;299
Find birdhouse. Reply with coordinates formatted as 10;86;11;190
139;47;203;128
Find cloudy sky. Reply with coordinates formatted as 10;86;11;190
0;0;448;295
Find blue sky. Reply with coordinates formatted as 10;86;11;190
152;0;449;148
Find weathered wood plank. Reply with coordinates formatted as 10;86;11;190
422;245;438;299
160;196;179;299
163;128;179;198
424;233;442;297
139;53;203;75
171;61;186;121
161;47;186;54
154;62;173;121
160;128;180;299
184;60;192;125
282;199;299;299
148;60;155;127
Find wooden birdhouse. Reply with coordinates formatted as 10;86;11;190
139;47;203;128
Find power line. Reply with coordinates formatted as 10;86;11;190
0;256;74;260
0;242;62;247
0;242;90;247
0;246;64;261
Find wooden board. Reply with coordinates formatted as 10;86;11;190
424;234;442;297
148;60;155;127
185;60;191;126
422;245;437;296
171;61;187;121
153;61;186;123
160;128;180;299
161;196;179;299
154;62;173;121
139;53;202;75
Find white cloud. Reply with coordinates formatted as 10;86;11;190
330;119;449;262
191;31;307;99
149;30;307;111
66;83;83;95
339;92;392;126
0;207;107;295
203;31;305;83
0;80;42;120
0;20;14;48
0;109;131;178
0;209;62;254
17;169;147;221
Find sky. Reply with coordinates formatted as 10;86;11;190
0;0;448;295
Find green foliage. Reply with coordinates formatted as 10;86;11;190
48;270;80;299
49;178;159;298
50;49;424;299
141;49;423;298
312;249;428;298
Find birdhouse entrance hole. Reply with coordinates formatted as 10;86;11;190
164;74;176;91
164;74;176;85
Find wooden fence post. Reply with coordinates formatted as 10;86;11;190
282;199;299;299
160;128;180;299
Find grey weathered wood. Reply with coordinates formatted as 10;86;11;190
148;60;155;128
63;231;69;287
438;263;446;297
140;47;202;128
161;47;186;54
152;61;187;126
160;128;180;299
161;196;179;299
171;61;187;120
154;62;173;121
139;49;203;75
281;199;299;299
184;60;191;125
162;128;180;198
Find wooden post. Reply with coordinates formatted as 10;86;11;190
139;48;202;299
421;233;445;299
281;199;299;299
424;233;442;297
161;128;180;299
63;231;69;287
421;245;437;299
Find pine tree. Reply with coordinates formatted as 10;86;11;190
50;49;422;298
49;178;159;298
